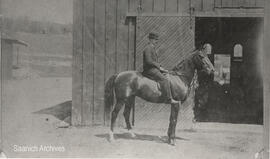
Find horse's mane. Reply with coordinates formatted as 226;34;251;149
172;49;198;71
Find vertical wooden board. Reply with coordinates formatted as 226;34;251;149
142;0;154;13
248;0;256;7
203;0;214;11
82;0;95;125
135;16;142;69
256;0;264;7
116;0;129;126
128;0;136;70
178;0;190;13
232;0;238;7
0;29;1;149
264;0;270;158
128;18;135;70
222;0;232;7
153;0;165;13
104;0;117;124
105;0;117;79
193;0;203;11
214;0;222;8
237;0;246;7
94;0;106;125
117;0;129;72
72;0;83;125
165;0;178;12
242;0;249;7
128;0;138;12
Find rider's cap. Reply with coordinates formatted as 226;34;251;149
148;32;159;40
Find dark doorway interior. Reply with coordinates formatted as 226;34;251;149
194;17;264;124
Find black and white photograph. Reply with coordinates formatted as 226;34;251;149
0;0;269;158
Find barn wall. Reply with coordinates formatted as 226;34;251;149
128;0;264;13
72;0;136;125
72;0;265;126
264;0;270;158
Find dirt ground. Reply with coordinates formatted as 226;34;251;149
2;77;263;158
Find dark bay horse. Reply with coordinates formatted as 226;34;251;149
104;49;214;145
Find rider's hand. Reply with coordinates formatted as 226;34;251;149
160;67;169;73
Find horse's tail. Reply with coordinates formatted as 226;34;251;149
104;74;118;123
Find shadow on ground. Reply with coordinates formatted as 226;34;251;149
32;100;71;124
95;133;189;144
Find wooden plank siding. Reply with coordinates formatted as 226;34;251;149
263;0;270;158
0;29;1;151
104;0;117;125
154;0;166;13
141;0;154;13
72;0;136;126
82;0;95;125
166;0;179;13
72;0;83;125
72;0;264;126
94;0;106;124
213;0;264;8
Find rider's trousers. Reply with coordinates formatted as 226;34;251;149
143;68;173;101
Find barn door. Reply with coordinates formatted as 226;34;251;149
136;16;195;70
135;16;195;129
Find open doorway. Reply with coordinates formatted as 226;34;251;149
194;17;264;124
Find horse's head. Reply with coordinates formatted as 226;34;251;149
192;49;214;75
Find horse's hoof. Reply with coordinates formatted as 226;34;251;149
109;136;115;142
109;137;115;142
168;138;176;146
109;131;115;142
128;130;136;138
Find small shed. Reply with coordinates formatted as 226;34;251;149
1;33;28;80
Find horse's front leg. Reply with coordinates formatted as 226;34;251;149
167;103;180;146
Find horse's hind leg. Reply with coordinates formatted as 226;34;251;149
109;99;125;142
124;96;136;137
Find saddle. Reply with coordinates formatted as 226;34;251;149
141;71;170;90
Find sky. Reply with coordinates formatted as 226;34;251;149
1;0;73;24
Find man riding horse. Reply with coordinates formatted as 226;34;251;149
105;33;214;145
143;32;178;104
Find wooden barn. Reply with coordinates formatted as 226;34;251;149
72;0;264;127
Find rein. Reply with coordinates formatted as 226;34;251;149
187;70;198;97
169;54;199;100
172;70;197;98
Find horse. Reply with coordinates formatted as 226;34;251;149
104;49;214;145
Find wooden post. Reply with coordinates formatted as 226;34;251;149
264;0;270;158
0;7;3;153
72;0;84;125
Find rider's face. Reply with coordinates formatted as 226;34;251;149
150;39;158;46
